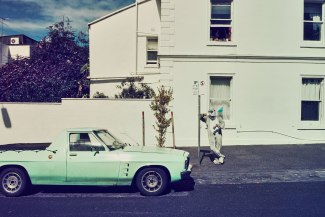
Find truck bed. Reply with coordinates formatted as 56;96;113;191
0;143;51;150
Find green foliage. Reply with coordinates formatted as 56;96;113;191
93;91;108;98
0;21;89;102
115;77;155;99
150;86;173;147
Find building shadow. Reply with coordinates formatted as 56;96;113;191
1;106;12;128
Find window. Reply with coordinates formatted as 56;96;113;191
210;76;232;120
301;78;324;121
69;133;105;152
146;37;158;65
304;1;324;42
210;0;233;42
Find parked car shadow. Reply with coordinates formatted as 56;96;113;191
171;177;195;192
26;178;195;196
27;185;138;196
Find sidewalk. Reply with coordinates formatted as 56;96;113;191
179;144;325;185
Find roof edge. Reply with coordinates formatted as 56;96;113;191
88;0;152;26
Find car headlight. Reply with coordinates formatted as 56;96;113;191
184;157;190;170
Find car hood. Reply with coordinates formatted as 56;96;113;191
123;146;188;157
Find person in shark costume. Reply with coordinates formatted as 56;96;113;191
200;107;225;164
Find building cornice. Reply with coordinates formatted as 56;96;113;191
158;54;325;62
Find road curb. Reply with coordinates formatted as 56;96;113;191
192;169;325;185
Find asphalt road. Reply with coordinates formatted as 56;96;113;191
0;182;324;217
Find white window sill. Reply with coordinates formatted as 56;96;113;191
207;41;237;47
297;124;325;130
144;64;159;68
224;122;237;129
300;43;325;49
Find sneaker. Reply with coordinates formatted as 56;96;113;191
219;157;224;164
213;159;221;165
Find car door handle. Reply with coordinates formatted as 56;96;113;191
69;153;77;156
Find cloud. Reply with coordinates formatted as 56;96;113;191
0;0;134;39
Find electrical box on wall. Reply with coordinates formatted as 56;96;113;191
10;37;19;45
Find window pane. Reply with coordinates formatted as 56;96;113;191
210;77;232;120
301;101;320;121
302;78;323;101
211;5;231;19
147;51;158;61
304;3;322;21
210;27;232;41
147;38;158;50
304;22;322;41
70;133;92;151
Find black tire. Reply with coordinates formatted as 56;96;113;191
135;167;169;196
0;167;29;197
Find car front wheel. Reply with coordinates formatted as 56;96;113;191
0;167;29;197
136;167;169;196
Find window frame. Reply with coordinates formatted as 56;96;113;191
146;37;159;66
208;0;235;44
299;75;325;127
69;132;107;152
302;0;325;46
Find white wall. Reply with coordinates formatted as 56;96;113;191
89;0;161;97
0;99;175;147
171;59;325;146
156;0;325;146
169;0;325;57
85;0;325;146
8;45;31;59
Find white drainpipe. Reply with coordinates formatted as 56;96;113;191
135;0;139;75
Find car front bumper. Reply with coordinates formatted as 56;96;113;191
181;169;192;180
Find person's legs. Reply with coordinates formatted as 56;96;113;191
215;134;225;158
208;132;223;164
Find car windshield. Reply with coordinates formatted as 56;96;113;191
94;130;126;150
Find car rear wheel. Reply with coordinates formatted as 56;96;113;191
136;167;169;196
0;168;29;197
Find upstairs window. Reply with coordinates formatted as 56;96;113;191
146;37;158;65
304;1;324;42
301;78;324;121
210;0;233;42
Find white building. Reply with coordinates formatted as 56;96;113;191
89;0;325;146
0;34;37;67
0;42;9;66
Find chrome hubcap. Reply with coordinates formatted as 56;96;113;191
141;171;162;193
2;172;22;193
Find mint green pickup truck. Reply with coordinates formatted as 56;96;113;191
0;128;191;197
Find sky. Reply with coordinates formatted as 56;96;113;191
0;0;134;41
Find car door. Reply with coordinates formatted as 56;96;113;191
67;132;120;185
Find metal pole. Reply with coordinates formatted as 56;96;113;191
142;111;145;146
198;94;201;164
171;111;176;149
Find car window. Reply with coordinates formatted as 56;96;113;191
94;130;126;150
69;133;105;152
